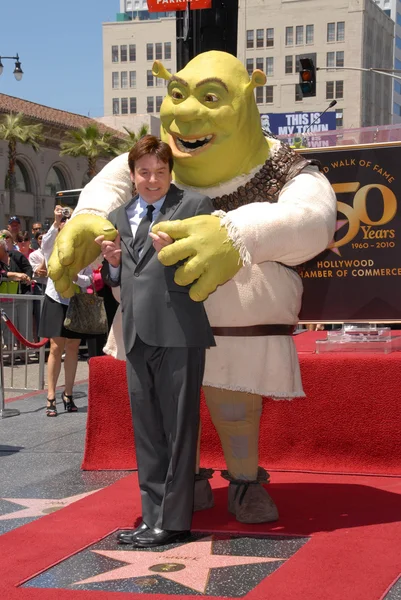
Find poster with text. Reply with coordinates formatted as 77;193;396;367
299;143;401;322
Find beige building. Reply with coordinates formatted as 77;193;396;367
104;0;394;131
0;94;120;231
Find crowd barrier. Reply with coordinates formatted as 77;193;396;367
0;293;47;418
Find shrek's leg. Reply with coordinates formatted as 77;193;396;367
203;386;278;523
194;421;214;511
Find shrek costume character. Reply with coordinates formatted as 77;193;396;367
48;51;337;524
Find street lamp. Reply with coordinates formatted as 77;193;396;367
0;53;23;81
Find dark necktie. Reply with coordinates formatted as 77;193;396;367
132;204;155;262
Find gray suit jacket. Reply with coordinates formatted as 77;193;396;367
102;184;216;353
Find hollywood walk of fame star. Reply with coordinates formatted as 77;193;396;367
75;536;284;593
0;490;100;520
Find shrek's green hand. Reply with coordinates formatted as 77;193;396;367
48;214;118;298
152;215;242;302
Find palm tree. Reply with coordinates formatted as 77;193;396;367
117;124;149;154
60;124;120;182
0;113;44;217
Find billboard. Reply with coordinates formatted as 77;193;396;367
299;143;401;322
260;112;336;136
147;0;211;11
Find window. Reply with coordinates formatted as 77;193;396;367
121;98;128;114
130;71;136;88
396;36;401;51
112;72;119;89
147;43;154;61
285;26;293;46
256;87;263;104
337;21;345;42
326;81;334;100
306;24;314;44
155;42;162;60
247;30;254;49
266;57;274;77
326;52;335;67
295;84;303;102
112;45;119;62
130;97;137;114
395;81;401;95
164;42;171;60
246;58;254;76
266;28;274;47
147;70;154;87
129;44;136;61
257;29;264;48
336;80;344;98
336;51;344;67
397;12;401;27
336;108;343;127
266;85;274;103
147;97;154;113
121;71;128;89
120;45;127;62
256;57;264;71
393;102;401;116
156;77;164;87
296;25;304;45
327;22;335;42
156;96;163;112
112;98;119;115
285;56;293;74
45;166;66;196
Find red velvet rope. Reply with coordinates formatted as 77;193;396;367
1;309;49;348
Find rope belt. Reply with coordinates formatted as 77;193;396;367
211;324;296;337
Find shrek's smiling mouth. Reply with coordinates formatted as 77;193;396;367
173;134;214;153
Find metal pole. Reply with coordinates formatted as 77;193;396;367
0;325;20;418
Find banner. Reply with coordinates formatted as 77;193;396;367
260;112;336;136
147;0;211;11
299;143;401;322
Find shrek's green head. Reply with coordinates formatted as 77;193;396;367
152;51;269;188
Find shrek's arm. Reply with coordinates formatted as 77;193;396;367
153;168;337;302
48;153;132;297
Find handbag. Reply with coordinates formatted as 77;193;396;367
63;290;108;335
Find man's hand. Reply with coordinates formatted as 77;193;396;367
48;214;118;298
152;215;242;302
149;231;173;253
95;233;122;267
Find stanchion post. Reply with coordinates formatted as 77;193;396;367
0;326;20;418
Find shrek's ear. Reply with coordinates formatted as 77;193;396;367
246;69;267;91
152;61;172;81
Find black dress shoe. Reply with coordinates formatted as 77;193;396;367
117;521;150;544
132;527;190;548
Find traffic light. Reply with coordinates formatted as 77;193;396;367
299;58;316;97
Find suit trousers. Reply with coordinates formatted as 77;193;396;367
126;336;205;531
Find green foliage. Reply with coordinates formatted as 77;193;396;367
117;124;149;154
0;112;44;150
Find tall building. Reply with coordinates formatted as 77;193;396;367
103;0;394;131
374;0;401;123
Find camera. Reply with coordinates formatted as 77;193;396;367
62;208;71;218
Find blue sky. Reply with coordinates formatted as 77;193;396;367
0;0;119;117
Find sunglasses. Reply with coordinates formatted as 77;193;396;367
1;234;11;239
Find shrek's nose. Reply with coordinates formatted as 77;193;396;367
173;96;206;122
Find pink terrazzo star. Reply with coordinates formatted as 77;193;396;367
75;536;284;593
0;490;100;520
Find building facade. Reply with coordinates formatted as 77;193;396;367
0;94;119;231
103;0;394;130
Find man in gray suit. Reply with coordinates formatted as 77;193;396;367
97;135;215;548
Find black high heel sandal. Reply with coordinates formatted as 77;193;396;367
46;399;57;417
62;392;78;413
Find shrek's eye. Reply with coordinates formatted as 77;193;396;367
204;93;219;103
171;89;184;100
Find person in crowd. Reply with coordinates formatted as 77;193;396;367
7;216;22;245
31;222;43;250
1;230;16;253
39;206;92;417
16;231;33;259
0;235;33;355
97;135;215;548
29;232;47;341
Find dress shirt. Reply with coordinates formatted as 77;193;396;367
109;195;166;281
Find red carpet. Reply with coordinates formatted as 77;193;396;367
83;335;401;475
1;472;401;599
